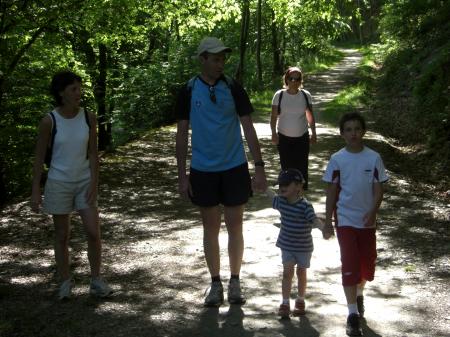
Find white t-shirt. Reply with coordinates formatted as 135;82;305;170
322;146;388;228
47;108;91;182
271;89;312;137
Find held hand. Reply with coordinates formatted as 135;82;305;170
310;133;317;145
322;222;335;239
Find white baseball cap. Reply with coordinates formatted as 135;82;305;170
196;37;232;56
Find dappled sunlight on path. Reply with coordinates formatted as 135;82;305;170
1;50;449;337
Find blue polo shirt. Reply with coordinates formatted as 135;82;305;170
175;75;254;172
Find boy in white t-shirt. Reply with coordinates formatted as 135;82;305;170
322;112;388;336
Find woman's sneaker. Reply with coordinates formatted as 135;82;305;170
90;277;113;298
227;278;246;304
292;299;306;316
204;281;224;307
58;278;74;300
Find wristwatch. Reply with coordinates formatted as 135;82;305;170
254;161;265;167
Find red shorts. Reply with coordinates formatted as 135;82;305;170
336;226;377;286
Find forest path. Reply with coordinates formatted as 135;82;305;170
0;50;449;337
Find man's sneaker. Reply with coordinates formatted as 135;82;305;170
227;278;246;304
278;304;290;319
357;295;365;317
204;281;224;307
292;299;306;316
346;313;362;336
58;278;73;300
90;277;113;298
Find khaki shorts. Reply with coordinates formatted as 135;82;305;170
43;178;97;214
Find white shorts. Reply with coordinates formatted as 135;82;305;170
43;178;96;214
281;250;312;268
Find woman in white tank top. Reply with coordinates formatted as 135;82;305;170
31;71;112;300
270;66;317;190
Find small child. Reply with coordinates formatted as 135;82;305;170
322;112;388;336
264;168;331;318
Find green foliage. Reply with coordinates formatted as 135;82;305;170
0;0;367;204
377;0;450;149
321;84;366;125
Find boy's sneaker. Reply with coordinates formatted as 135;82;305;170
227;278;246;304
346;313;362;336
292;299;306;316
357;295;365;317
204;281;224;307
90;277;113;298
58;278;73;300
278;304;290;319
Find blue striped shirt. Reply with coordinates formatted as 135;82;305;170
273;196;316;252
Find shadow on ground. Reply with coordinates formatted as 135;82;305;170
0;50;449;337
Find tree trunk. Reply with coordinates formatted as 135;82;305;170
96;43;110;151
255;0;263;86
271;9;283;80
235;0;250;84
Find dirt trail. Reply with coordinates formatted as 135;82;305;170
1;50;449;337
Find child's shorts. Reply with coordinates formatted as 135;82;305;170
281;250;312;268
336;226;377;286
43;178;97;214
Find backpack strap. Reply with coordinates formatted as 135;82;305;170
277;90;284;115
277;89;312;115
45;112;57;167
186;75;239;112
301;89;313;112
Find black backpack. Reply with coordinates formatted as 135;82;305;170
277;89;313;115
44;109;91;168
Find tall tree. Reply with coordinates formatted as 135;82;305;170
255;0;263;85
235;0;250;83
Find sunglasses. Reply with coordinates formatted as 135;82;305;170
288;77;301;82
209;86;217;104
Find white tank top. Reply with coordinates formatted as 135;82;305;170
47;108;91;182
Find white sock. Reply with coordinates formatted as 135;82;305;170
348;303;358;315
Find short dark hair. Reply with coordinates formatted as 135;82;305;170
339;112;366;133
50;71;82;105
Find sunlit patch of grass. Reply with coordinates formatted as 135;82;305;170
321;84;366;125
404;264;417;273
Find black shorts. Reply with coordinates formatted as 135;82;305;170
189;162;252;207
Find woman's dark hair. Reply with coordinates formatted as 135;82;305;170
50;71;82;105
339;112;366;133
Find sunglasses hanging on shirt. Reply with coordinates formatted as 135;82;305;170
209;86;217;104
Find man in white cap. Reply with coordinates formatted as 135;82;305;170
175;37;267;307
